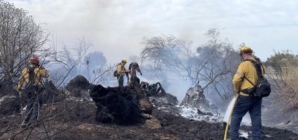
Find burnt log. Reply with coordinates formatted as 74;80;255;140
90;85;153;125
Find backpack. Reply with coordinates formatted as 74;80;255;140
26;66;38;92
113;70;118;77
113;63;121;77
27;66;36;84
242;60;271;97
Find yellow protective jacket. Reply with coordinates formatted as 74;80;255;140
17;64;49;90
116;63;126;76
232;58;265;94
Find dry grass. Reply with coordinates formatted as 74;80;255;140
267;60;298;111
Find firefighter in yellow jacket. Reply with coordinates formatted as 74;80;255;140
228;46;264;140
17;55;49;127
116;59;130;87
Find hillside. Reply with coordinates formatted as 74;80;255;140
1;101;298;140
1;76;298;140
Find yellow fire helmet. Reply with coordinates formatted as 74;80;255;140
239;46;253;56
122;59;127;63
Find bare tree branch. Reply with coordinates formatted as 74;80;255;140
140;29;240;101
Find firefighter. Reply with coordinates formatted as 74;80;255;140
228;46;264;140
17;55;49;128
116;59;130;87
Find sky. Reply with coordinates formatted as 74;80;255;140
8;0;298;64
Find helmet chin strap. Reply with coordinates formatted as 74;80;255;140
240;54;244;61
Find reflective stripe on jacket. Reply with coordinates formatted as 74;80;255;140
232;58;265;94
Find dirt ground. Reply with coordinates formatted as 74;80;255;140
1;103;298;140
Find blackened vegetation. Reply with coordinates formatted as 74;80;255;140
0;80;19;97
0;80;66;117
0;81;21;117
90;85;145;125
66;75;94;97
140;82;166;96
43;80;65;103
0;96;20;117
19;80;65;107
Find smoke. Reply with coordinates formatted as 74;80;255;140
11;0;241;103
164;79;190;103
48;50;109;87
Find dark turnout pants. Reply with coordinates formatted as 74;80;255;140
229;95;262;140
23;91;42;125
117;75;124;87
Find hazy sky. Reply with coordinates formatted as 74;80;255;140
10;0;298;64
